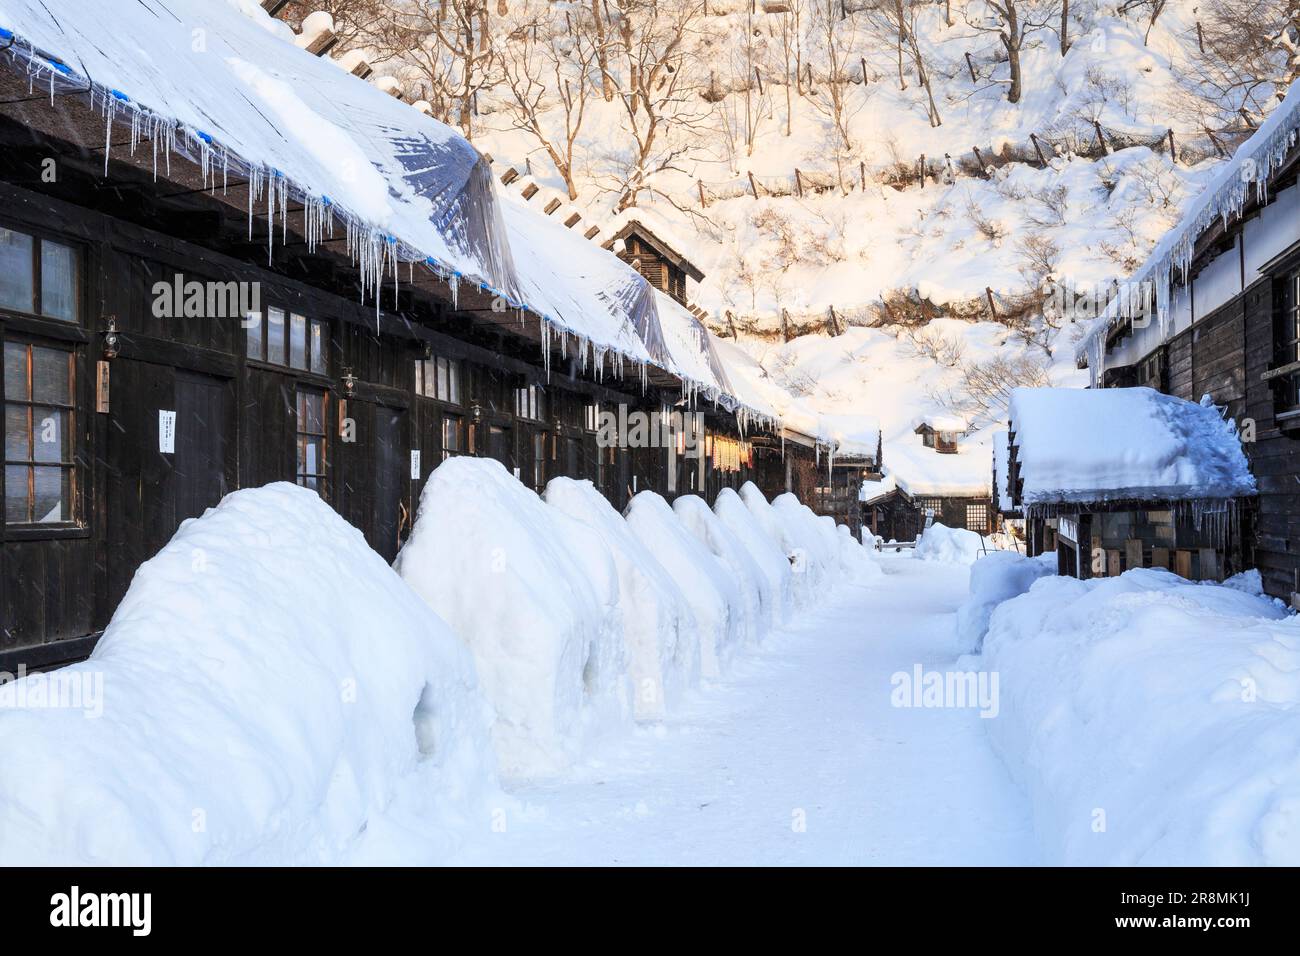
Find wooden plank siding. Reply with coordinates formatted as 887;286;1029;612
0;176;816;670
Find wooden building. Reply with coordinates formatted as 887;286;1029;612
0;5;819;672
1007;387;1255;580
604;219;705;307
1076;94;1300;603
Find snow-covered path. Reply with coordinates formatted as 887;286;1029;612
452;556;1039;865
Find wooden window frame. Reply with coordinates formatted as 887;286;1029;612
295;386;329;498
441;412;464;460
0;224;82;325
246;307;328;374
1273;269;1300;414
3;338;82;532
515;383;546;422
416;355;462;405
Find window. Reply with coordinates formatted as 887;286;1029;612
5;341;77;525
246;308;328;372
935;432;959;454
441;414;462;460
515;383;545;421
1275;269;1300;412
0;227;79;322
415;355;461;403
965;503;989;533
295;388;328;495
916;497;942;517
584;403;600;432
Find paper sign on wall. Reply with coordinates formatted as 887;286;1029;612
159;410;176;454
410;450;421;480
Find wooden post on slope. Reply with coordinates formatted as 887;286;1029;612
918;154;925;188
972;145;987;173
1029;132;1048;167
965;52;977;83
985;287;999;321
748;171;759;199
860;160;867;191
781;308;791;342
698;179;708;208
794;168;804;197
1166;129;1178;164
1092;120;1109;155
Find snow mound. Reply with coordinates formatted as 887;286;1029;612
544;478;695;719
672;494;767;644
1008;387;1256;507
624;491;740;679
982;568;1300;865
915;523;985;565
0;483;495;865
955;551;1054;653
739;481;820;604
713;487;793;627
395;457;628;778
836;524;884;581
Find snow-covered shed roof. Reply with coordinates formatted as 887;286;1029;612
0;0;735;403
913;414;969;434
887;431;991;499
1076;78;1300;369
1008;387;1256;507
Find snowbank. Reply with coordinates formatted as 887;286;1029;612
395;458;628;778
713;487;793;627
0;483;495;865
982;569;1300;865
915;522;985;565
739;481;823;604
955;551;1054;653
624;491;740;678
836;523;884;581
1008;387;1256;507
545;478;695;719
672;494;767;644
773;492;841;588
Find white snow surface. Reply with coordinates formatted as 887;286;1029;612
0;483;496;865
395;458;630;778
672;494;769;645
981;568;1300;865
954;551;1055;653
1008;386;1256;505
624;490;740;679
544;478;696;719
713;486;794;626
915;522;987;565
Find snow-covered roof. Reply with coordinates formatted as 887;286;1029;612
1008;387;1256;506
0;0;735;404
1076;78;1300;369
887;432;991;499
913;414;969;434
859;474;897;505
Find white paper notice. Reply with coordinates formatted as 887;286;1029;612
410;450;421;480
159;410;176;454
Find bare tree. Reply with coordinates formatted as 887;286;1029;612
372;0;501;139
804;0;865;188
496;1;599;199
965;0;1059;104
1182;0;1300;124
866;0;942;126
603;0;713;211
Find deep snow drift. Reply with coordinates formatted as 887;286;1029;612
915;522;986;565
0;483;495;865
954;551;1055;653
395;457;629;778
980;568;1300;865
545;477;696;719
713;486;793;625
624;490;741;679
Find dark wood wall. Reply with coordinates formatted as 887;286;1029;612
0;178;818;671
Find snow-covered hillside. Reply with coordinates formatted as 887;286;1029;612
274;0;1294;488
